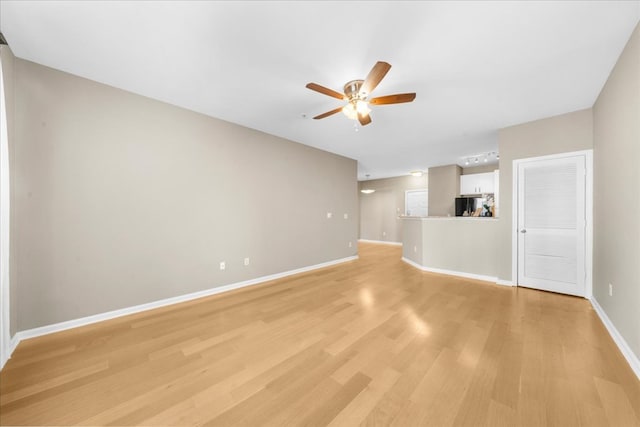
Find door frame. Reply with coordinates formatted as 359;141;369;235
0;52;11;369
511;149;593;298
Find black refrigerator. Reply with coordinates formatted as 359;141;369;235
455;197;482;216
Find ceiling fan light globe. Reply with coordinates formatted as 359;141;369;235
356;100;371;116
342;103;358;120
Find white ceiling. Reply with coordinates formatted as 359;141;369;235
1;1;638;180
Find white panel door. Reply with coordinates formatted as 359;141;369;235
517;155;586;296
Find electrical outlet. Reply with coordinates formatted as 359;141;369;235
343;213;348;219
348;241;352;248
382;231;386;237
608;283;613;296
327;212;332;219
244;258;250;266
414;245;417;253
219;261;225;271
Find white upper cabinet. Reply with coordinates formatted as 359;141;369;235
460;172;495;195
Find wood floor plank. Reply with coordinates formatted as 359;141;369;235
297;372;371;427
0;359;110;405
327;368;400;427
0;243;638;426
594;376;640;427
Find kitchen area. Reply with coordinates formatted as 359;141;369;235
358;161;501;283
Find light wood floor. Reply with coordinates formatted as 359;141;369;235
1;243;638;426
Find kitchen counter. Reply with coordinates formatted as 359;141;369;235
401;216;499;282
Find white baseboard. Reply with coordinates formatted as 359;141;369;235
401;257;498;284
1;255;358;369
8;334;19;357
401;256;425;271
0;334;20;371
590;297;640;380
358;239;402;246
496;279;515;287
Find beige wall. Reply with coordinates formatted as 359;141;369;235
11;58;358;331
496;109;593;281
401;218;423;265
593;24;640;358
422;219;497;277
461;164;498;175
359;175;428;243
427;165;461;216
0;46;18;336
403;218;498;278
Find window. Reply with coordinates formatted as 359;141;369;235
405;189;428;217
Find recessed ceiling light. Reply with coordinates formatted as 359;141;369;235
361;189;375;194
410;171;423;177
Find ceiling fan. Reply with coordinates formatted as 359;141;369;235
305;61;416;126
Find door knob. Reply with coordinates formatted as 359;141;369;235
520;229;527;233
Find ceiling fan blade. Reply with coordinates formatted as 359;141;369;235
360;61;391;95
306;83;346;100
358;113;372;126
369;93;416;105
313;106;344;120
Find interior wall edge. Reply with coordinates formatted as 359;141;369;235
0;43;17;373
0;334;19;371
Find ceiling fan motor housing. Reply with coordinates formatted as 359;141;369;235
344;79;365;101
